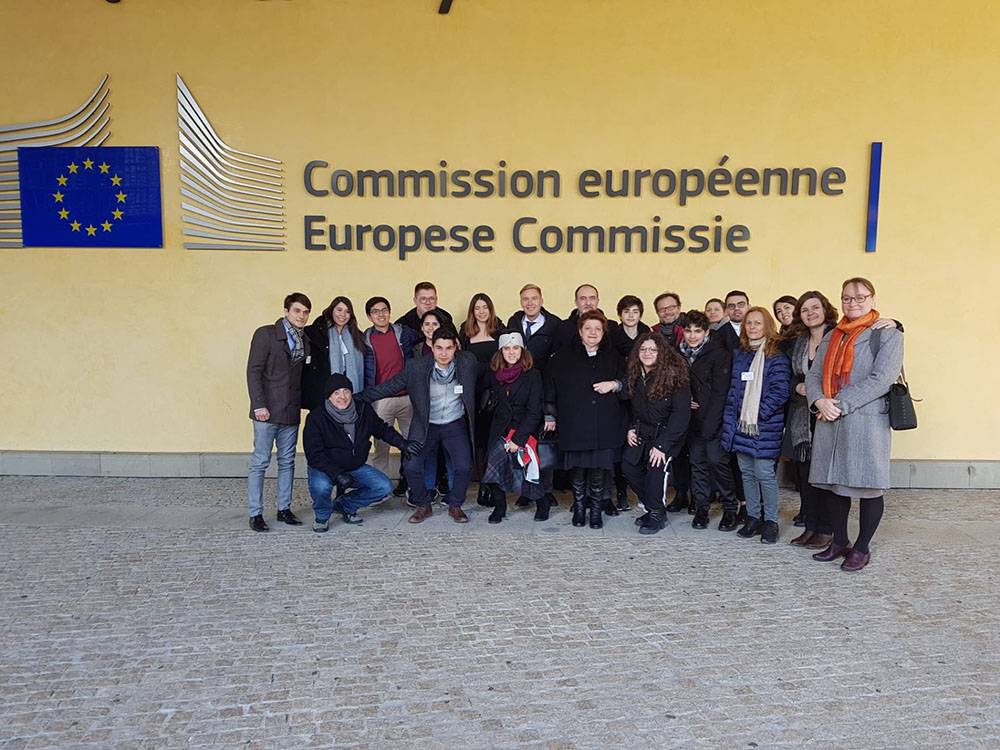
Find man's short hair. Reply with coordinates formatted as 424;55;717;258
617;295;643;316
284;292;311;311
724;290;749;304
654;292;681;309
684;310;710;330
574;283;598;298
365;296;390;316
431;326;459;345
414;281;437;295
519;283;542;296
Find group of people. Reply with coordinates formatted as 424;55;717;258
246;276;904;572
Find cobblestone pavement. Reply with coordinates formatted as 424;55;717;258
0;477;998;749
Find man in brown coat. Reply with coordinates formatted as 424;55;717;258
246;292;312;532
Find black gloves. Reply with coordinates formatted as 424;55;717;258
403;440;424;461
335;473;357;491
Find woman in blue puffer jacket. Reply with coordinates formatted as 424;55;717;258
721;307;790;544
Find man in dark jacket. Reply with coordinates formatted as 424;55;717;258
652;292;686;348
506;283;562;372
303;373;418;531
394;281;453;335
358;327;478;523
681;310;739;531
553;283;618;350
246;292;312;532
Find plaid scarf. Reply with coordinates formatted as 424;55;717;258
286;321;305;364
679;336;709;365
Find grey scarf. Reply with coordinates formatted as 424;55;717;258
431;360;456;384
287;323;305;364
709;316;730;331
325;398;358;443
329;325;364;393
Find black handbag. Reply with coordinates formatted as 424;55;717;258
887;367;918;431
535;428;559;471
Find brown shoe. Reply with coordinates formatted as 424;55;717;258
804;533;833;550
841;549;871;572
408;505;433;523
448;506;469;523
812;542;852;562
789;530;814;547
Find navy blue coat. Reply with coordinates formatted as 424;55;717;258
720;348;790;459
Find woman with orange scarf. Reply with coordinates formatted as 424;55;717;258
805;277;904;572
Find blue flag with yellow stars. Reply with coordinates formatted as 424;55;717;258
18;146;162;248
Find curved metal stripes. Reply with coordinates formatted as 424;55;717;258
176;74;285;251
0;75;112;248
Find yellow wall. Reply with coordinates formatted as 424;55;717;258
1;0;996;458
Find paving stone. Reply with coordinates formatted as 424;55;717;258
0;478;997;748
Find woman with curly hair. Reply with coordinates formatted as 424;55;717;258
721;307;790;544
621;331;692;534
543;310;627;529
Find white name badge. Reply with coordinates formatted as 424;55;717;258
454;385;464;394
305;355;311;364
741;371;755;381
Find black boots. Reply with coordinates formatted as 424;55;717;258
639;509;665;534
534;495;550;521
571;468;587;527
488;484;506;524
477;482;494;507
665;492;688;513
587;470;604;529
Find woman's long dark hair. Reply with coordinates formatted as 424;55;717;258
322;296;366;351
462;292;501;339
626;331;689;401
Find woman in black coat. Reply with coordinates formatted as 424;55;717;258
622;332;692;534
543;310;627;529
480;331;545;524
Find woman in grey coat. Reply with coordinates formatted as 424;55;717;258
806;277;904;572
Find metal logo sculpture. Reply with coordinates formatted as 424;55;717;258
177;75;285;251
0;75;112;249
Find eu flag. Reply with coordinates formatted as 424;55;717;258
18;146;162;248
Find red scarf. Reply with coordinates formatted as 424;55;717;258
822;310;879;398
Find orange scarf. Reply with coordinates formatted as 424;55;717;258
822;310;879;398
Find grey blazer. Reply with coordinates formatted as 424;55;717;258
359;350;478;449
246;319;310;425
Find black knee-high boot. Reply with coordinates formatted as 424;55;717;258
571;467;587;527
588;469;605;529
488;483;506;524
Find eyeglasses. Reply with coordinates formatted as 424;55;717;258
726;301;748;309
656;305;679;313
369;307;390;315
841;294;871;305
637;346;658;354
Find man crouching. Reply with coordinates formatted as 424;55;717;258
303;373;421;532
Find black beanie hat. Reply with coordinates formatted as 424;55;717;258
323;373;354;399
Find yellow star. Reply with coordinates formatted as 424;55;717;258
110;174;122;186
98;162;110;174
83;158;94;170
67;162;79;174
56;175;68;186
85;225;97;236
58;209;69;220
70;221;81;231
53;191;64;203
112;209;124;220
101;221;113;232
115;191;127;203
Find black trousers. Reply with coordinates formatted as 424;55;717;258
621;449;670;513
794;459;831;534
729;452;745;503
689;433;737;513
670;450;690;497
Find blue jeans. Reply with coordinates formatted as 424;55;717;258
308;466;393;521
247;420;298;517
737;453;779;522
